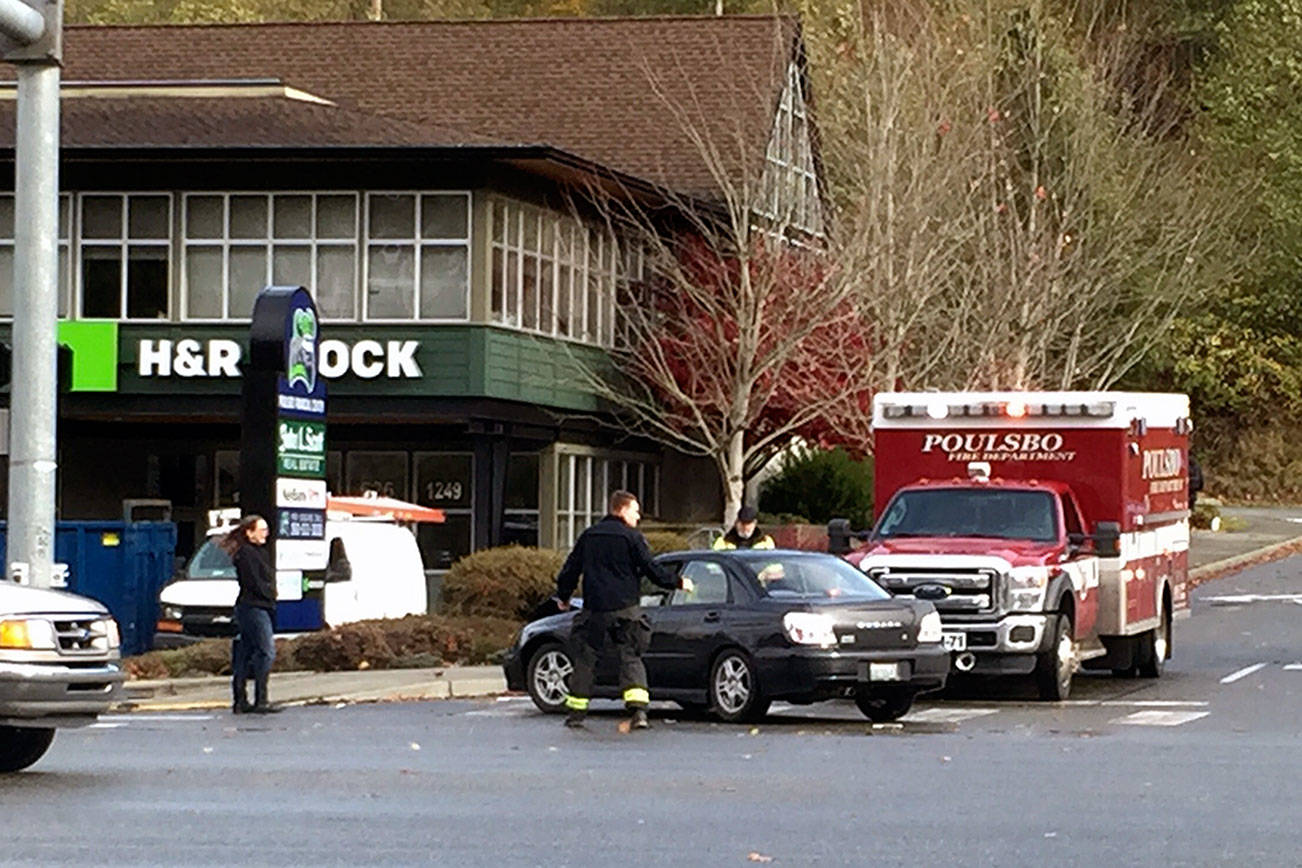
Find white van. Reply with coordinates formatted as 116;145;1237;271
154;514;427;647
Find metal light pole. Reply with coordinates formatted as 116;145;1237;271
1;0;61;588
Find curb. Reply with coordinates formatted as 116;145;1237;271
1189;535;1302;587
117;675;509;713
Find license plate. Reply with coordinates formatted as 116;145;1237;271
868;662;903;681
942;632;967;652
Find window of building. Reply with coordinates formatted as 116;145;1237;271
345;451;409;499
0;194;72;318
413;452;474;571
79;194;171;319
490;198;633;347
183;193;360;320
503;453;540;547
759;62;823;236
555;448;660;548
364;192;470;321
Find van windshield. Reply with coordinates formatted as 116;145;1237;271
187;539;236;580
873;488;1059;543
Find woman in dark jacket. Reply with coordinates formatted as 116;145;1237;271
221;515;279;714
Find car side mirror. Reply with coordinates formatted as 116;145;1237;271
1092;522;1121;558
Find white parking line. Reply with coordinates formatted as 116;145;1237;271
1098;700;1209;708
97;714;216;723
902;707;1000;725
1220;663;1268;684
1206;593;1302;605
1284;663;1302;671
1112;710;1210;727
87;722;126;729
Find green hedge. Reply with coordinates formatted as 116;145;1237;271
760;447;875;529
440;544;567;620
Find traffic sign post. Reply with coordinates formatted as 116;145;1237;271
2;0;62;589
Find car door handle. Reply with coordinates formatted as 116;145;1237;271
703;611;721;623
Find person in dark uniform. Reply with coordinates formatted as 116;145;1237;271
221;515;280;714
555;490;692;731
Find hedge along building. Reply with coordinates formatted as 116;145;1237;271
0;15;826;566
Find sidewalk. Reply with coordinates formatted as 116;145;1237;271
122;665;508;712
118;506;1302;713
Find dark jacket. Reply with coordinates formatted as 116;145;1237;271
556;516;680;612
232;543;276;610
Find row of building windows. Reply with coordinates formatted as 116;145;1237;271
489;197;642;349
209;444;659;562
554;449;660;548
0;192;471;323
760;62;824;236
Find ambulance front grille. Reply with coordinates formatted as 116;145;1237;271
866;567;1000;615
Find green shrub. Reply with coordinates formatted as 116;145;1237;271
126;615;522;677
759;447;875;529
441;544;567;620
642;530;691;554
124;636;300;679
1191;500;1222;530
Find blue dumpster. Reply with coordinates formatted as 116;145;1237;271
0;521;177;657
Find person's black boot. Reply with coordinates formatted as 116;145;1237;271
564;710;586;729
231;678;251;714
629;708;649;730
249;676;282;714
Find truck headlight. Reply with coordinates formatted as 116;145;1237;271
1007;566;1051;611
0;618;58;650
917;610;943;643
104;619;121;650
161;605;182;621
783;612;837;648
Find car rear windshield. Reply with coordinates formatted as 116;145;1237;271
873;488;1059;543
734;553;890;600
186;539;236;580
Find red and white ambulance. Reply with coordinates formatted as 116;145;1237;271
851;391;1192;700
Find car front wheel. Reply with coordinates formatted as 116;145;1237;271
709;650;770;723
0;726;55;773
526;643;573;715
854;690;914;722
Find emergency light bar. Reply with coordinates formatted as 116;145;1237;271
882;400;1115;420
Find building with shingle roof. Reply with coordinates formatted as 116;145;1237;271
0;15;825;573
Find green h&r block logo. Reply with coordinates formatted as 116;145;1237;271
57;321;118;392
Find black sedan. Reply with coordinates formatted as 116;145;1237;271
502;549;949;723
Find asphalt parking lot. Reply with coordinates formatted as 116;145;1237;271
5;556;1300;867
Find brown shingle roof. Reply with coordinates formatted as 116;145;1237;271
2;16;801;198
0;95;496;148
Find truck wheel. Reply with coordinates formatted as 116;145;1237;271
1137;605;1170;679
709;650;770;723
1035;615;1075;701
854;690;914;722
526;642;574;715
0;726;55;773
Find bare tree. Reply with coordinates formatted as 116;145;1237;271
954;3;1229;390
562;36;876;525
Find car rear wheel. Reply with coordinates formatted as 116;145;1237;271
1035;614;1075;701
526;642;573;715
0;726;55;773
1137;604;1170;679
854;690;914;723
709;650;769;723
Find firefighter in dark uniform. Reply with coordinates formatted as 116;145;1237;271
555;489;691;730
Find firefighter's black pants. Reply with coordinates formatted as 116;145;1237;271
566;605;652;712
